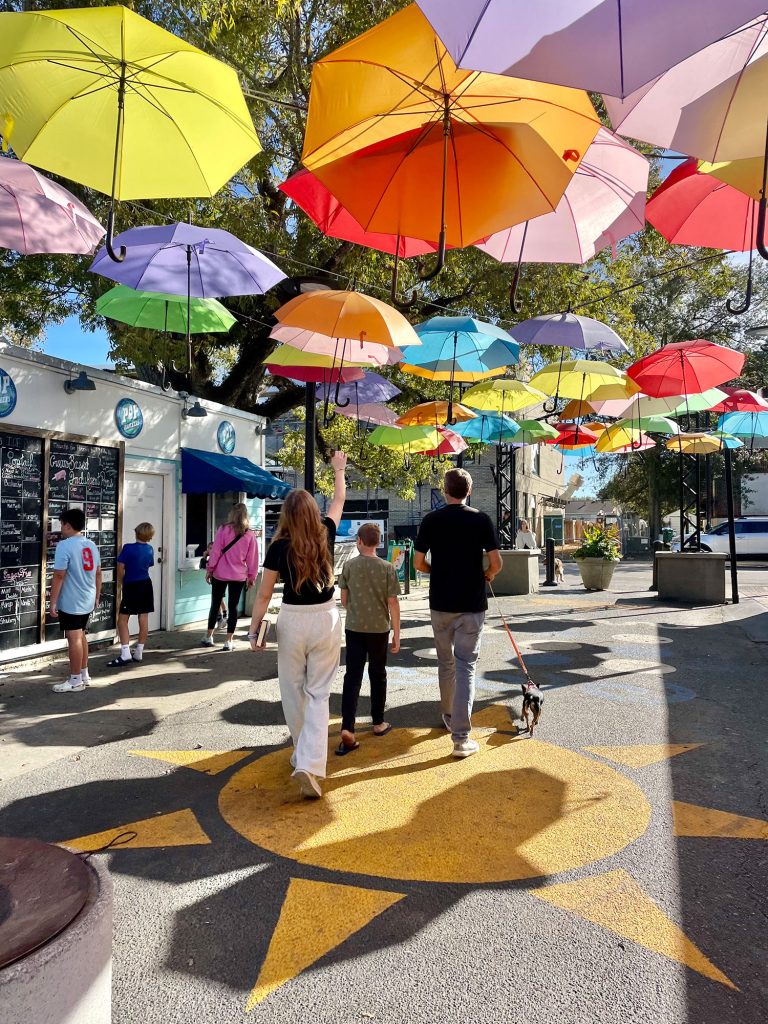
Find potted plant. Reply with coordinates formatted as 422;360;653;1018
573;522;622;591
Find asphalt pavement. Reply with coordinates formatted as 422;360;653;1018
1;562;767;1024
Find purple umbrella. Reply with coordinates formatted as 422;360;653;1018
90;222;286;371
510;313;628;353
0;158;104;255
416;0;766;97
317;372;400;406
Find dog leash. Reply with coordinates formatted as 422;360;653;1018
487;580;536;687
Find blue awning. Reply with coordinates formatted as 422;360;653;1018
181;448;292;499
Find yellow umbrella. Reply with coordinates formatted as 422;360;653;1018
595;423;643;453
0;6;259;260
700;158;766;201
301;4;599;270
666;433;723;455
462;378;548;415
529;359;632;402
398;362;504;383
396;402;477;427
367;424;440;456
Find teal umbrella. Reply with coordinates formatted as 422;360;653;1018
454;412;519;444
96;284;236;334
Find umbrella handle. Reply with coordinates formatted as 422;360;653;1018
105;204;126;263
726;247;753;314
418;228;446;282
756;196;768;262
390;248;418;309
543;397;558;414
509;222;528;314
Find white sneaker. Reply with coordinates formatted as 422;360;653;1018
293;769;322;799
222;640;234;652
200;635;215;647
53;678;86;693
452;738;480;759
216;614;227;630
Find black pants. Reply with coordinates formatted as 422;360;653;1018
208;578;245;632
341;630;389;732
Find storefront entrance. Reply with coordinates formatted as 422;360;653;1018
122;472;164;632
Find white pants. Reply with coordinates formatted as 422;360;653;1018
276;598;341;778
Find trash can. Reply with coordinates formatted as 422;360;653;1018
661;527;675;545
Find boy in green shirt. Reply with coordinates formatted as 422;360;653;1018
337;522;401;755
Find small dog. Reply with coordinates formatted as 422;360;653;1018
554;557;564;584
521;679;544;735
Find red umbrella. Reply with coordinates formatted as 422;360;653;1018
708;387;768;414
279;168;439;258
423;426;468;457
627;340;745;398
545;425;599;449
266;363;365;384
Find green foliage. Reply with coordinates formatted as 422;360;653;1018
573;522;622;561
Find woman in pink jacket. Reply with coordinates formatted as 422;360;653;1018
202;503;259;651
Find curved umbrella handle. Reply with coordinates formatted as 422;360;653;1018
418;228;446;282
726;245;753;314
390;247;419;309
756;195;768;261
509;221;528;314
105;204;126;263
543;397;558;414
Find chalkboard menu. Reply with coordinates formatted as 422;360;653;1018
45;439;120;635
0;433;43;652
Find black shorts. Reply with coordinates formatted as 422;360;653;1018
119;579;155;616
58;610;90;634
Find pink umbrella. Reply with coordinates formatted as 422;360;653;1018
269;324;403;366
477;127;648;310
423;426;468;457
0;158;104;254
334;401;399;426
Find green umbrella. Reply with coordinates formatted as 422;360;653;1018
616;415;679;434
514;419;560;444
96;285;236;334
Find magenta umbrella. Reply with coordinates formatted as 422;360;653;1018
476;127;647;310
0;158;104;254
416;0;765;97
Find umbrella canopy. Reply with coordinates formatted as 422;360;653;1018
90;223;285;297
454;412;521;444
301;5;599;251
616;415;679;435
720;434;746;449
96;285;235;334
423;427;468;458
0;157;104;254
604;16;768;163
279;168;438;258
529;359;630;400
710;389;768;413
621;389;728;418
269;325;403;367
368;424;440;454
559;399;597;420
318;372;401;405
416;0;765;97
335;402;399;427
396;402;476;427
581;421;607;434
0;6;259;199
549;425;600;449
398;316;519;381
669;390;733;415
270;363;365;385
510;313;628;353
586;394;635;417
399;362;503;384
462;378;548;414
666;433;723;455
275;290;419;348
477;127;648;266
645;158;765;250
627;340;745;398
700;156;768;202
605;436;656;454
595;423;643;452
716;411;768;437
266;344;377;370
512;419;560;444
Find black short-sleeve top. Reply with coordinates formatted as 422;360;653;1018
263;517;336;605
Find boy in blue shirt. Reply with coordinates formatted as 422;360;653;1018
108;522;155;668
50;508;102;693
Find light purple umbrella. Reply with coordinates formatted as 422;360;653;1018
89;222;285;297
416;0;766;97
317;372;400;405
510;312;628;353
0;158;104;255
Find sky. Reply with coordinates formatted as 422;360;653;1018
42;315;113;368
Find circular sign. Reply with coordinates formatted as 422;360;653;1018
114;397;143;439
0;367;18;419
217;420;236;454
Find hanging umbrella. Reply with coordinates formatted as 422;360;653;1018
302;5;599;276
669;390;734;415
318;372;401;406
396;402;476;427
96;285;235;335
615;415;679;435
716;411;768;437
399;362;503;384
415;0;765;97
334;402;399;427
666;433;723;455
627;340;745;398
462;378;548;415
620;389;728;418
560;399;597;420
510;313;628;353
423;427;468;458
0;6;259;261
586;394;636;417
90;222;285;372
709;388;768;414
595;423;643;452
512;420;560;445
368;424;440;454
270;325;403;367
549;425;600;449
529;359;631;402
266;345;375;371
400;316;519;379
477;128;648;310
604;436;657;454
454;412;520;444
582;421;608;434
719;434;746;449
269;363;365;385
0;158;104;254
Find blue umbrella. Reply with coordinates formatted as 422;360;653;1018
510;312;628;353
454;412;520;444
716;411;768;437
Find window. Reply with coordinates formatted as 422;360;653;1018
185;493;209;556
742;520;768;534
531;446;540;476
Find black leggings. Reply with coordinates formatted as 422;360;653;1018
208;578;245;632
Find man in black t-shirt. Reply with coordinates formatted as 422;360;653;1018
414;469;502;759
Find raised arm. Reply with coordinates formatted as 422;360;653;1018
325;450;347;528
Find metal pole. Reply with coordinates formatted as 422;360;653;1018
724;446;739;604
542;537;557;586
678;450;685;550
705;454;713;531
510;446;517;541
304;382;316;497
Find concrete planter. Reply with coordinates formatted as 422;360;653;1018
574;557;617;591
655;551;726;605
487;549;540;596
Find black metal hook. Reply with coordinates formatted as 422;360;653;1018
757;195;768;261
419;228;446;282
390;245;418;309
105;203;126;263
509;221;528;314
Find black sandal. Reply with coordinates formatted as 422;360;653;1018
335;740;359;756
373;724;392;736
107;656;133;668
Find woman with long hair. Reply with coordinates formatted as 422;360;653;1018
202;501;258;651
249;451;347;799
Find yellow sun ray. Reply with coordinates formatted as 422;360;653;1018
129;749;252;775
59;808;212;852
673;802;768;840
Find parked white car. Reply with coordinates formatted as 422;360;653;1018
672;517;768;557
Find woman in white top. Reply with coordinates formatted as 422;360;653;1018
515;519;538;550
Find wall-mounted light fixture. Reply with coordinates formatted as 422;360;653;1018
179;391;207;419
64;370;96;394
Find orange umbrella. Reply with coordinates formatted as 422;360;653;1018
396;401;477;427
302;4;599;273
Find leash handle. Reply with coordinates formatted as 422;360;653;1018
488;581;533;683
